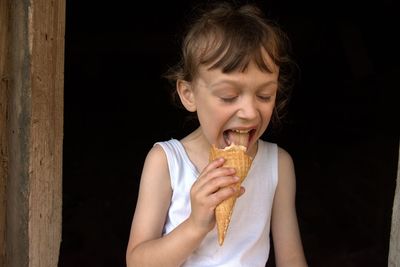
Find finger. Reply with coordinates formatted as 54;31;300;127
191;172;240;207
209;184;241;206
203;157;225;172
195;165;236;189
237;186;245;198
202;175;240;196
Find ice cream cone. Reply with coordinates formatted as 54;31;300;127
209;144;253;245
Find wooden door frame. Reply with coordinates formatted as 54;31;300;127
0;1;399;267
0;0;65;266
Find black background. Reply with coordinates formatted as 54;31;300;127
60;1;399;266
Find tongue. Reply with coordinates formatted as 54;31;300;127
226;131;249;148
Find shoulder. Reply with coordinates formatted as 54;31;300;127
275;146;296;190
141;143;170;180
272;145;296;189
145;138;181;162
258;140;293;167
136;143;172;202
145;142;167;162
277;146;294;169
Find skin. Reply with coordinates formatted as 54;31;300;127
126;51;308;267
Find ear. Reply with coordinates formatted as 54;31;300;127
176;79;197;112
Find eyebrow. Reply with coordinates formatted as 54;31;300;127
210;79;278;89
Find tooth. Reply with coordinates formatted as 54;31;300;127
234;129;250;133
228;130;250;148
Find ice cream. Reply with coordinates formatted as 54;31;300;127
209;143;253;246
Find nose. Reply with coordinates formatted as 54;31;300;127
236;97;258;120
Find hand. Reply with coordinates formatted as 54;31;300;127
188;157;244;235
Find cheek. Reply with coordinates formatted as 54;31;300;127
260;104;275;123
197;104;233;140
198;104;228;125
196;106;229;143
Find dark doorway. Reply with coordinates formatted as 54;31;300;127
60;1;399;266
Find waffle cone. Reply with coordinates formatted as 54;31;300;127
209;144;253;245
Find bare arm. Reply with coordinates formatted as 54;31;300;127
126;144;240;267
271;147;308;267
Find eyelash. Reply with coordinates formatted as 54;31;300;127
258;95;272;102
220;96;237;103
220;95;272;103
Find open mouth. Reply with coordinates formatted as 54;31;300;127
223;129;255;148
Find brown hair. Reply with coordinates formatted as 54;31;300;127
164;1;297;127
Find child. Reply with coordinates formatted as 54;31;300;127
126;1;308;266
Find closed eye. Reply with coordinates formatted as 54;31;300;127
220;96;238;103
258;95;272;102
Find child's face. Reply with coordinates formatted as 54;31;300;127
191;53;278;154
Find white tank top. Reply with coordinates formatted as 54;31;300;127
156;139;278;267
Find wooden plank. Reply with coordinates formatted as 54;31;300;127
6;1;31;265
0;0;11;265
28;0;65;266
389;143;400;267
4;0;65;266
